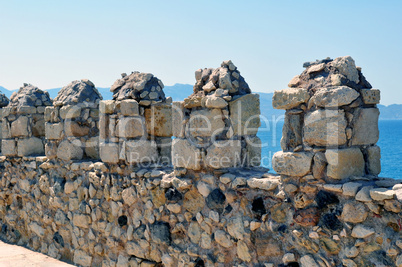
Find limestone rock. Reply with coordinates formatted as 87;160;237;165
300;255;320;267
311;86;359;107
365;145;381;175
144;104;172;137
99;100;115;114
125;140;158;164
369;188;395;201
57;140;83;161
229;93;260;136
361;89;380;104
119;99;139;116
237;240;251;262
214;230;233;248
17;137;44;157
8;83;52;107
172;101;185;138
227;216;245;240
281;113;302;151
204;96;228;109
355;186;373;202
247;176;280;191
45;122;63;140
325;148;365;179
172;138;201;170
272;151;313;176
342;182;362;197
272;88;310;110
53;79;102;106
11;116;30;137
351;225;375;238
341;201;368;223
303;109;347;146
245;136;261;166
74;250;92;267
2;139;17;156
187;108;225;138
205;140;241;169
100;142;119;164
330;56;360;84
116;117;145;138
351;108;379;145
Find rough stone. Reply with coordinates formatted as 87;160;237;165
125;140;158;164
351;108;379;145
53;80;102;106
247;176;280;191
74;250;92;267
236;240;251;262
119;99;139;116
365;145;381;175
325;148;365;179
369;188;395;201
171;101;185;138
272;88;310;110
2;139;17;156
17;137;44;157
229;93;260;136
300;255;320;267
351;225;375;238
172;138;201;170
355;186;373;202
330;56;360;84
144;104;172;137
116;117;145;138
9;84;52;107
57;140;83;161
361;89;380;104
311;86;359;107
187;108;225;137
303;109;347;146
272;151;313;176
45;122;63;140
214;230;233;248
341;201;368;223
205;140;241;169
204;96;228;109
11;116;29;137
342;182;362;197
281;113;302;151
99;143;119;164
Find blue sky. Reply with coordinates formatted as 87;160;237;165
0;0;401;105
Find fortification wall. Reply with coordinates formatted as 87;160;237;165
0;57;401;267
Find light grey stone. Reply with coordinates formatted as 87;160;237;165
311;86;359;107
100;100;116;114
351;224;375;238
369;188;395;201
272;151;313;176
365;145;381;175
205;96;228;109
144;104;172;137
214;230;233;248
172;138;201;170
205;140;242;169
116;116;145;138
119;99;139;116
361;89;380;104
272;88;310;110
300;255;320;267
351;108;379;145
330;56;359;84
17;137;44;157
188;108;225;137
125;140;158;164
342;182;362;197
172;101;185;138
341;201;368;223
59;105;81;119
74;249;92;267
355;186;373;202
246;136;261;167
57;140;83;161
247;176;280;191
2;139;17;156
45;122;63;140
100;142;119;164
11;116;29;137
325;148;364;179
303;109;347;146
229;93;260;136
227;216;245;240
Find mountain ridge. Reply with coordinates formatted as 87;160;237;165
1;84;401;120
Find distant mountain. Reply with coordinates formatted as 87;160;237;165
1;84;401;120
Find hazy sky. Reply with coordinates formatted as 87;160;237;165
1;0;401;105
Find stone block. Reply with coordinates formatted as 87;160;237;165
2;139;17;156
205;140;242;169
351;108;379;145
85;137;99;159
246;136;261;167
229;94;260;136
187;108;225;137
272;88;309;110
125;139;158;164
44;106;59;123
32;118;45;137
311;86;359;107
99;100;115;114
11;116;29;137
361;89;380;104
119;99;139;116
1;119;10;139
45;140;58;159
17;106;37;115
99;114;109;140
60;105;81;119
156;137;172;165
64;121;90;137
144;104;172;137
172;138;201;170
365;145;381;175
325;148;365;179
45;122;63;140
100;142;119;164
17;137;44;156
57;140;83;161
116;116;145;138
172;101;185;138
74;249;92;267
281;112;302;151
272;151;313;176
303;109;347;146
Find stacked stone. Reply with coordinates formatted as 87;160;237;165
0;91;10;153
44;79;102;161
172;60;261;171
100;72;172;165
272;56;381;181
1;84;52;157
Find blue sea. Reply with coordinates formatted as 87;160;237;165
257;119;402;179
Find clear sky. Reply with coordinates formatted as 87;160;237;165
1;0;401;105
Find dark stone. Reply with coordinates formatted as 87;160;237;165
150;221;171;245
53;232;64;247
1;224;7;234
165;188;182;202
194;258;205;267
9;84;52;107
206;189;226;213
252;197;266;218
293;207;320;227
0;91;9;107
366;250;393;266
320;213;343;231
133;225;146;240
118;215;128;227
53;79;102;106
279;263;300;267
278;225;287;233
281;113;303;151
303;58;333;68
315;190;339;210
225;205;233;214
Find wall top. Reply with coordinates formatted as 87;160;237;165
8;83;52;107
53;79;102;107
0;90;9;108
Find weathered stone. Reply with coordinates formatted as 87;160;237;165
99;142;119;164
245;136;261;166
2;139;17;156
312;152;327;179
341;201;368;223
330;56;359;84
320;237;340;254
11;116;29;137
214;230;233;248
325;148;365;179
303;109;347;146
57;140;83;161
73;250;92;267
365;145;381;175
236;240;251;262
150;222;171;245
172;138;201;170
370;188;395;201
125;140;158;164
384;200;401;213
361;89;380;104
247;176;280;191
119;99;139;116
45;122;63;140
172;101;185;138
144;104;172;137
311;86;359;107
126;240;149;259
351;225;375;238
342;182;362;197
183;187;205;213
29;222;45;237
300;255;320;267
60;105;82;119
229;93;260;136
116;117;145;138
188;108;225;137
227;216;245;240
355;186;373;202
17;137;44;157
122;187;136;206
345;246;359;258
73;214;91;228
205;140;241;169
272;151;313;176
281;113;302;151
294;207;320;227
204;96;228;109
9;83;52;107
351;108;379;145
188;222;201;244
100;100;115;114
272;88;310;110
64;121;90;137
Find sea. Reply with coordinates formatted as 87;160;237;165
257;119;402;179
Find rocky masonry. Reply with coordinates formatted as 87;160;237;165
0;58;401;267
0;90;10;153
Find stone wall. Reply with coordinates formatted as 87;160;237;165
0;58;402;267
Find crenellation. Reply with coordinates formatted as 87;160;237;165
0;58;401;266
